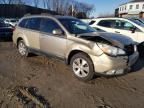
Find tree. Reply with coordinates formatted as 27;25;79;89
76;12;87;19
14;0;25;4
0;0;13;4
68;1;94;18
0;0;25;4
33;0;39;7
0;0;94;18
51;0;72;15
42;0;50;9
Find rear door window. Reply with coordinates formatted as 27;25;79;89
25;18;41;31
98;20;115;28
40;18;62;34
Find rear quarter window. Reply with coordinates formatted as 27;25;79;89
18;19;28;28
25;18;41;31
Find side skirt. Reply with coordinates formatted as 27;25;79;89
28;47;67;64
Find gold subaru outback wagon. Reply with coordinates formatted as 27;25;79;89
13;15;139;81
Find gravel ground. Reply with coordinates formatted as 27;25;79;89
0;41;144;108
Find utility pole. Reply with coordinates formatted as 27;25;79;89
72;4;74;16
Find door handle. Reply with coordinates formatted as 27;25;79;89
115;31;120;33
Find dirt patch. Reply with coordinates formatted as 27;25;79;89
0;42;144;108
6;86;50;108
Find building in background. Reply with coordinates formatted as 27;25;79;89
115;8;119;17
0;4;58;19
116;0;144;18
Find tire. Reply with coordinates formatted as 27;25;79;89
17;40;29;57
70;52;95;81
138;43;144;57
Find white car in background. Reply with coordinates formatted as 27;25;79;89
81;19;92;24
89;17;144;45
81;19;106;32
4;19;19;27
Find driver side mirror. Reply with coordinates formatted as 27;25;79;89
52;29;63;35
130;27;136;33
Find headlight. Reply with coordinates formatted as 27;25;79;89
97;43;126;56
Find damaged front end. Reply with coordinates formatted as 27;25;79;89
78;32;137;57
76;32;139;76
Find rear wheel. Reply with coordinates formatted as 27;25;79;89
18;40;29;57
70;53;95;81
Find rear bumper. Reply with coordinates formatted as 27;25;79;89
90;51;139;76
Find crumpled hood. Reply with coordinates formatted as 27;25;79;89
78;32;135;48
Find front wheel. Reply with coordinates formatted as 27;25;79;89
70;53;95;81
18;40;29;57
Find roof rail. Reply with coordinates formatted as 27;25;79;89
23;13;55;17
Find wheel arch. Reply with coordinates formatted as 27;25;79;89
17;37;23;47
66;50;93;65
16;35;30;48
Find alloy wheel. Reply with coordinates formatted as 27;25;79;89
72;58;90;78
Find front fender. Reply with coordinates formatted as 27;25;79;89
66;42;103;59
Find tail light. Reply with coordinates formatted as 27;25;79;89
12;26;16;32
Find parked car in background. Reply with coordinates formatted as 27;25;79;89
4;18;19;27
81;19;106;32
0;22;14;40
13;15;139;81
81;19;92;24
89;18;144;45
130;18;144;25
93;27;106;32
0;19;4;23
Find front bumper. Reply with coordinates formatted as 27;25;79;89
90;51;139;76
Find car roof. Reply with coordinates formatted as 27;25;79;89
91;17;128;21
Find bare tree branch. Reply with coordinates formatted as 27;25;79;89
1;0;94;18
42;0;50;9
0;0;25;4
70;1;94;18
33;0;39;7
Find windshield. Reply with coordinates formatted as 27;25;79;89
130;19;144;27
58;18;96;34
